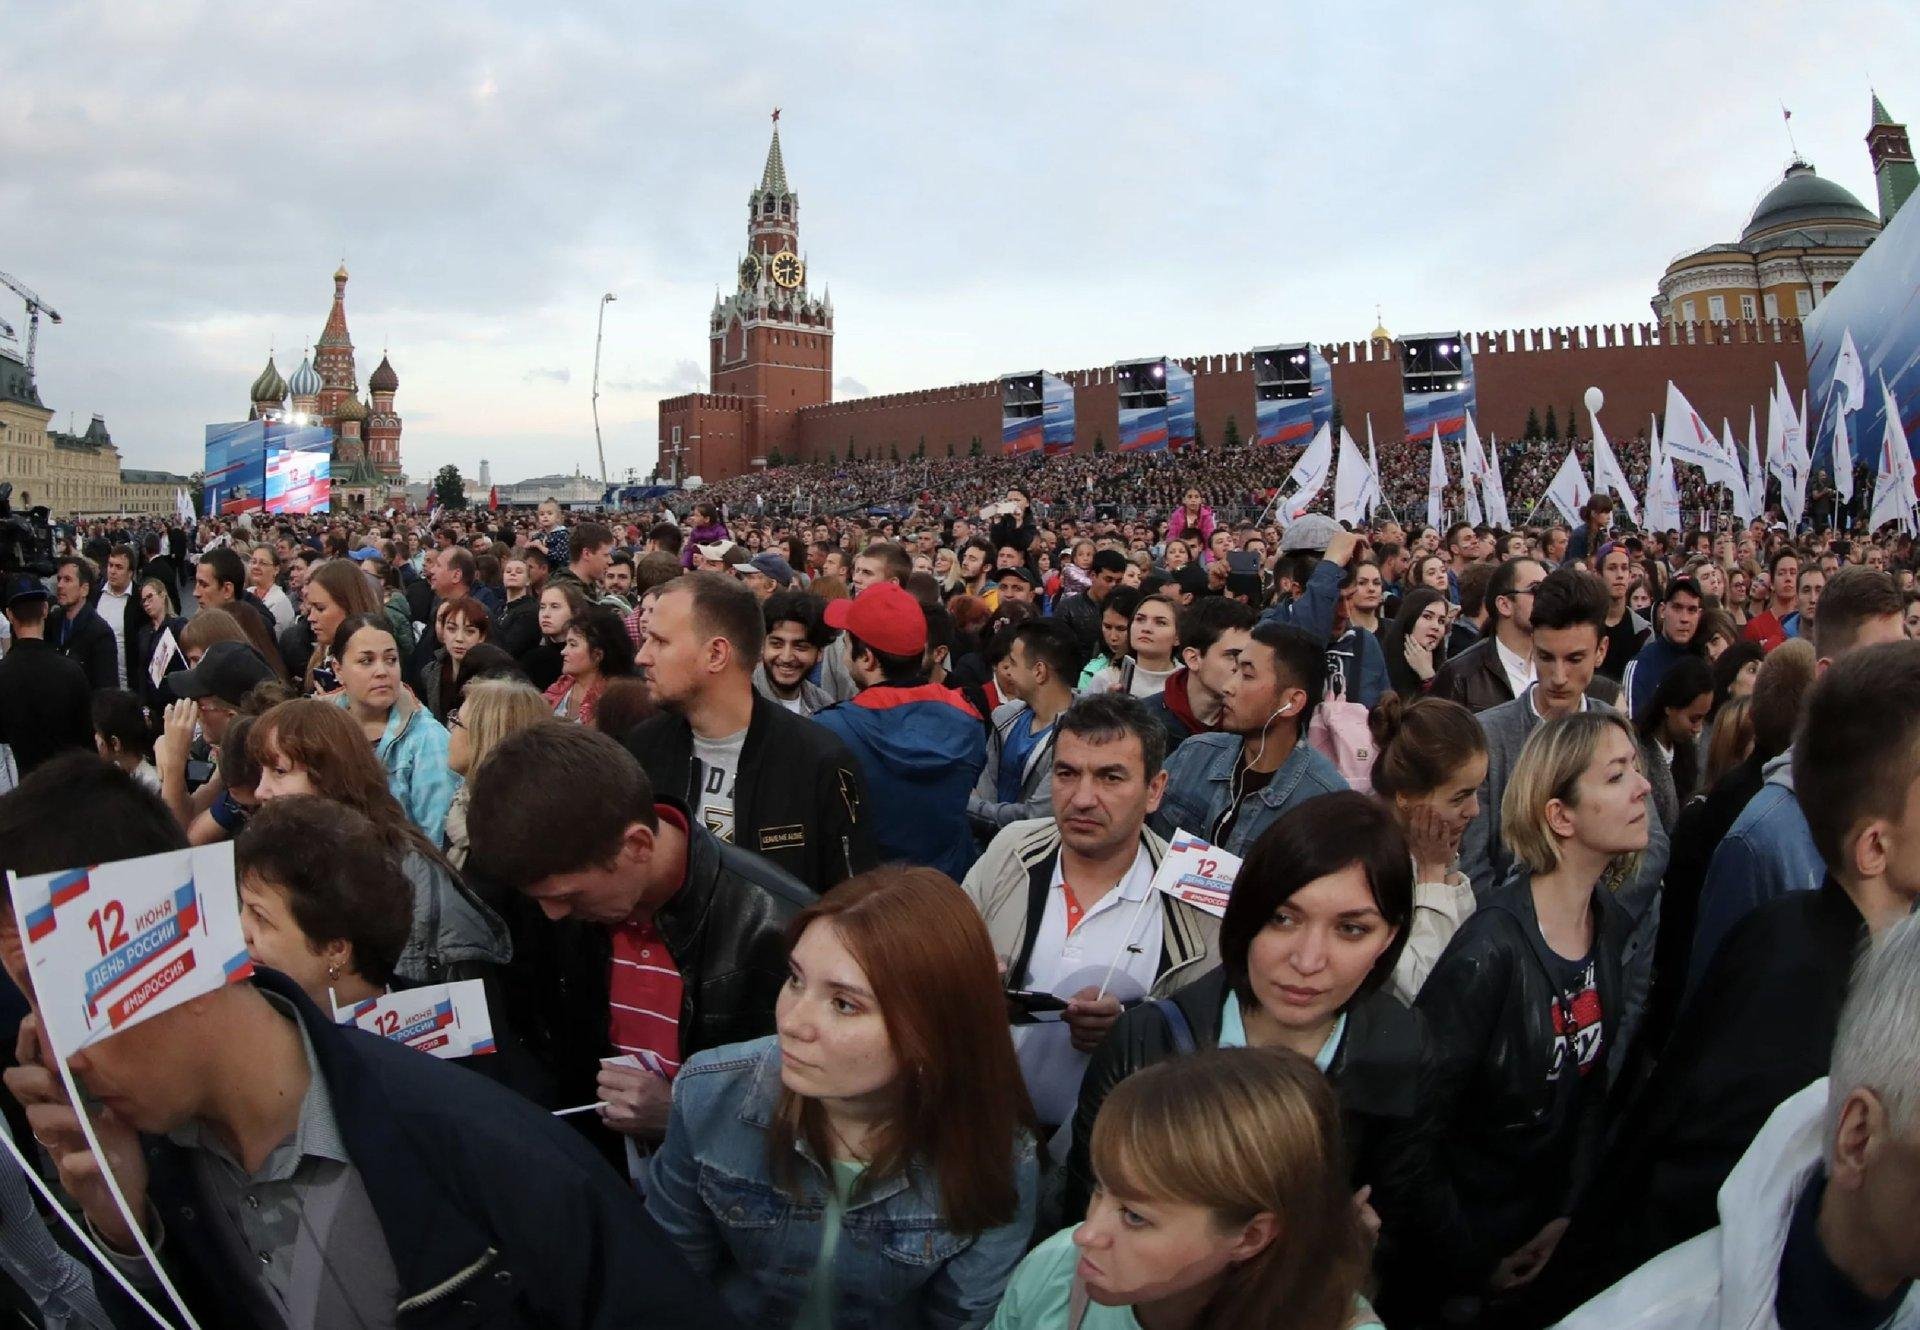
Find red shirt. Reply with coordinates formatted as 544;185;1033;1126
606;805;688;1077
1744;610;1787;653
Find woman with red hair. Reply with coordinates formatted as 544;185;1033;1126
646;865;1038;1328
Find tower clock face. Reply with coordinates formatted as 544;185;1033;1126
739;254;761;288
771;250;803;289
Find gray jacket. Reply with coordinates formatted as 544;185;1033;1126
1456;685;1669;1041
969;700;1058;842
397;847;514;984
751;662;834;717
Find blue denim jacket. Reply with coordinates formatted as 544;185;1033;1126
1149;734;1348;855
646;1037;1039;1330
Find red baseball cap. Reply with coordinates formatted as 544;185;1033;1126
824;582;927;657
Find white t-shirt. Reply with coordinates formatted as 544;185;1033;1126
257;584;297;636
690;727;748;843
1015;843;1163;1153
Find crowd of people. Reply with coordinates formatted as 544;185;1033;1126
0;472;1914;1330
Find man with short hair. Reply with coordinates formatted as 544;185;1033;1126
1690;567;1908;989
0;753;733;1327
1448;560;1494;656
630;572;873;893
1744;547;1802;651
550;521;614;599
91;543;142;690
753;589;833;716
814;581;986;881
1781;564;1825;641
471;723;813;1154
50;556;116;690
1150;621;1348;855
0;576;92;775
816;541;912;702
601;549;635;609
192;545;278;649
1141;596;1256;751
964;694;1221;1151
1624;576;1706;718
969;619;1081;843
1428;557;1548;712
993;564;1036;607
1052;548;1129;661
1595;541;1650;681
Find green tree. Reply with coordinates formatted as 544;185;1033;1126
946;441;955;458
1543;406;1559;441
969;435;983;458
1524;407;1542;441
1326;403;1343;441
889;441;901;463
767;447;785;467
1222;415;1243;449
432;463;467;509
1093;433;1107;454
1192;419;1207;452
1568;402;1582;442
915;435;926;459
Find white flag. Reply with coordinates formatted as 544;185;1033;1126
1366;416;1387;519
1427;426;1449;529
1724;420;1755;524
1457;440;1484;525
1333;427;1378;526
1543;445;1591;528
1661;381;1739;487
1833;409;1855;505
1870;372;1916;535
1767;384;1792;490
1280;422;1333;522
1481;430;1511;528
173;487;194;527
1591;413;1641;524
1834;327;1867;414
1747;408;1766;523
1644;432;1682;532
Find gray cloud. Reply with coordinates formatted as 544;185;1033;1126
835;375;870;397
606;359;706;395
524;367;571;385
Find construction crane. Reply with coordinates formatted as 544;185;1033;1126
0;272;61;376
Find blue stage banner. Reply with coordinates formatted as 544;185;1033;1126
204;421;335;516
1403;344;1477;446
265;426;333;514
203;421;266;516
1165;362;1196;451
1254;347;1333;447
1002;371;1076;456
1042;373;1075;456
1806;189;1920;476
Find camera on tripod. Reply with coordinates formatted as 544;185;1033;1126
0;483;55;576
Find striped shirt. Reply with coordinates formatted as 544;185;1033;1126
606;805;688;1076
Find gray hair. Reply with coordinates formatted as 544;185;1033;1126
1826;912;1920;1161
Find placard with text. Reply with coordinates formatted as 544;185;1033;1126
339;979;496;1060
1149;830;1243;918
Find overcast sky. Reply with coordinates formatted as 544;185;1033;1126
4;2;1916;484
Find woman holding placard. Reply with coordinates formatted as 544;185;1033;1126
1411;711;1647;1309
645;865;1038;1329
1368;695;1489;1002
328;611;458;843
249;698;510;986
1061;792;1422;1308
133;575;187;703
992;1049;1380;1330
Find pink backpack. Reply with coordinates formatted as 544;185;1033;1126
1309;670;1375;794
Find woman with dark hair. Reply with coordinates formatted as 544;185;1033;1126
1633;654;1713;823
995;1049;1378;1330
1370;695;1490;1002
1699;639;1762;760
300;557;381;695
520;580;585;693
1379;588;1451;698
328;612;458;842
544;604;635;725
647;865;1038;1328
422;594;492;721
249;698;509;984
1409;552;1451;596
1064;793;1422;1303
681;500;728;568
1076;587;1143;692
1413;711;1649;1312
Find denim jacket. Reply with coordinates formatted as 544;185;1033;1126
1149;733;1348;855
647;1037;1039;1330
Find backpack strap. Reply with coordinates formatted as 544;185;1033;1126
1068;1274;1089;1330
1154;997;1197;1055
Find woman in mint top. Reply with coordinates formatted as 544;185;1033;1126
647;866;1039;1329
992;1048;1381;1330
1063;793;1425;1315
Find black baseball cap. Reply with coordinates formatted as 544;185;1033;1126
993;565;1036;587
172;640;277;705
4;575;50;609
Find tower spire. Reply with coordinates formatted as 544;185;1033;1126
1868;93;1917;225
760;111;789;196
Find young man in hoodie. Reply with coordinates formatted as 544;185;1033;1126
1622;576;1705;719
1140;595;1255;753
1553;913;1920;1329
814;581;986;882
969;619;1080;845
1539;638;1920;1320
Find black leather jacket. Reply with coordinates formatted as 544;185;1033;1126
1064;969;1425;1260
498;800;815;1126
1409;874;1631;1288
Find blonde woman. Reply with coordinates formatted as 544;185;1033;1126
443;679;551;869
1411;712;1650;1311
993;1048;1377;1330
